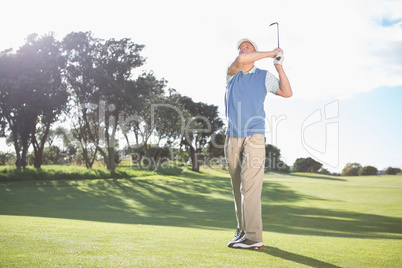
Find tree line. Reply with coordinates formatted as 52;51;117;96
0;32;224;171
292;157;401;176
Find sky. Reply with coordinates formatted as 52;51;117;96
0;0;401;172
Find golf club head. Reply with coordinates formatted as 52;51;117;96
269;22;278;27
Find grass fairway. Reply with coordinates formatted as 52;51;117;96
0;166;401;267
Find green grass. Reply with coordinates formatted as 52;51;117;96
0;165;156;182
0;166;401;267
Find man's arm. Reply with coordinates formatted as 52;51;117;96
274;65;292;98
227;48;282;76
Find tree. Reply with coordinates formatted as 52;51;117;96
206;130;225;159
121;72;172;170
359;165;378;176
341;163;362;176
385;167;401;175
265;144;290;173
42;145;63;165
292;157;323;173
95;37;146;170
0;49;32;167
63;32;146;170
0;33;68;168
179;95;224;172
63;31;101;168
55;127;79;164
265;144;281;170
26;34;68;168
145;88;187;170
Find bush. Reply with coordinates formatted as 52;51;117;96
319;168;331;175
358;166;378;176
0;165;154;182
292;157;323;173
43;146;63;165
156;166;183;176
0;152;16;166
385;167;402;175
341;163;362;176
277;161;291;173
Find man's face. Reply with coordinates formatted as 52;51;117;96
238;42;255;54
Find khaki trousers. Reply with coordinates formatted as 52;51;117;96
224;134;265;242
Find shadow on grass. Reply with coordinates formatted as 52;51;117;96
289;173;346;181
1;169;401;240
257;246;341;268
263;205;402;239
0;166;156;182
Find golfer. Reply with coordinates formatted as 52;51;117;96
225;38;292;249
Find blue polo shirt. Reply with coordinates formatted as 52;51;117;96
225;66;279;137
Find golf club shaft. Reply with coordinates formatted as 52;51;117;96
269;22;281;60
277;23;279;48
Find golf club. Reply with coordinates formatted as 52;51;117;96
269;22;282;61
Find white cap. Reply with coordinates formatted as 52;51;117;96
237;38;258;51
